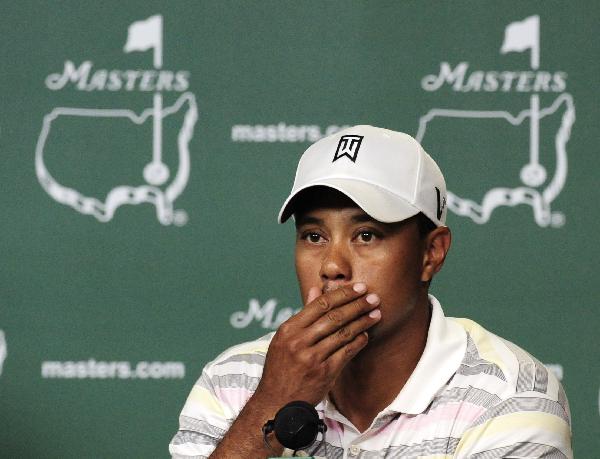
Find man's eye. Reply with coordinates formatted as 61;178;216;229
358;231;374;242
305;233;323;243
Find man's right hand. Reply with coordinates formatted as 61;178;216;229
208;283;380;459
253;282;381;408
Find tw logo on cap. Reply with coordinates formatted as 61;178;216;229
333;135;364;163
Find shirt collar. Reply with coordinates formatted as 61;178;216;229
386;294;466;415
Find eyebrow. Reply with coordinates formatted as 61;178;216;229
294;212;378;228
350;214;378;224
295;215;322;227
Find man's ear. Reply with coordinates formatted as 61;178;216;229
421;226;451;283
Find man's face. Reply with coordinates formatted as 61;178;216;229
294;189;429;344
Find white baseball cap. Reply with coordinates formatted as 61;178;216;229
278;125;447;226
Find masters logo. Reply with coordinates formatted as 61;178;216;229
35;15;198;225
418;15;575;227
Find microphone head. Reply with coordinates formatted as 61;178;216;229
273;401;321;450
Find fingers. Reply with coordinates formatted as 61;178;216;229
260;284;380;406
306;286;320;305
295;283;367;328
307;293;381;345
313;303;380;358
327;331;370;370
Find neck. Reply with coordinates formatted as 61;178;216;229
329;294;432;432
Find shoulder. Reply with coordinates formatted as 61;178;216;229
448;318;572;458
451;318;567;407
170;333;276;457
202;332;274;378
181;333;275;422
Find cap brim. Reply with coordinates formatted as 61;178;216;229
278;178;421;224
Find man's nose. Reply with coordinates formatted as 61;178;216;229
319;241;352;283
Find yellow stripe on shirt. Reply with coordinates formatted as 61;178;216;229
455;410;571;456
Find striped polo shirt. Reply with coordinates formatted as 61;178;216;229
170;295;572;458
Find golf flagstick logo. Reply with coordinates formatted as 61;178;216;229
36;15;198;226
419;15;575;227
0;330;6;377
500;16;545;188
124;16;170;187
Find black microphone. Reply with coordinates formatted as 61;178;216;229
262;400;327;451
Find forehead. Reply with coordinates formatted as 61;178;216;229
292;186;420;236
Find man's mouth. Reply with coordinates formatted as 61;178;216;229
322;283;361;294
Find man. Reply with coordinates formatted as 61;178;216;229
170;126;572;458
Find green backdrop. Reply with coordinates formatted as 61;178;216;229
1;1;598;457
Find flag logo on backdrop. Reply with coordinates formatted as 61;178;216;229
419;15;575;227
0;330;7;377
36;15;198;226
